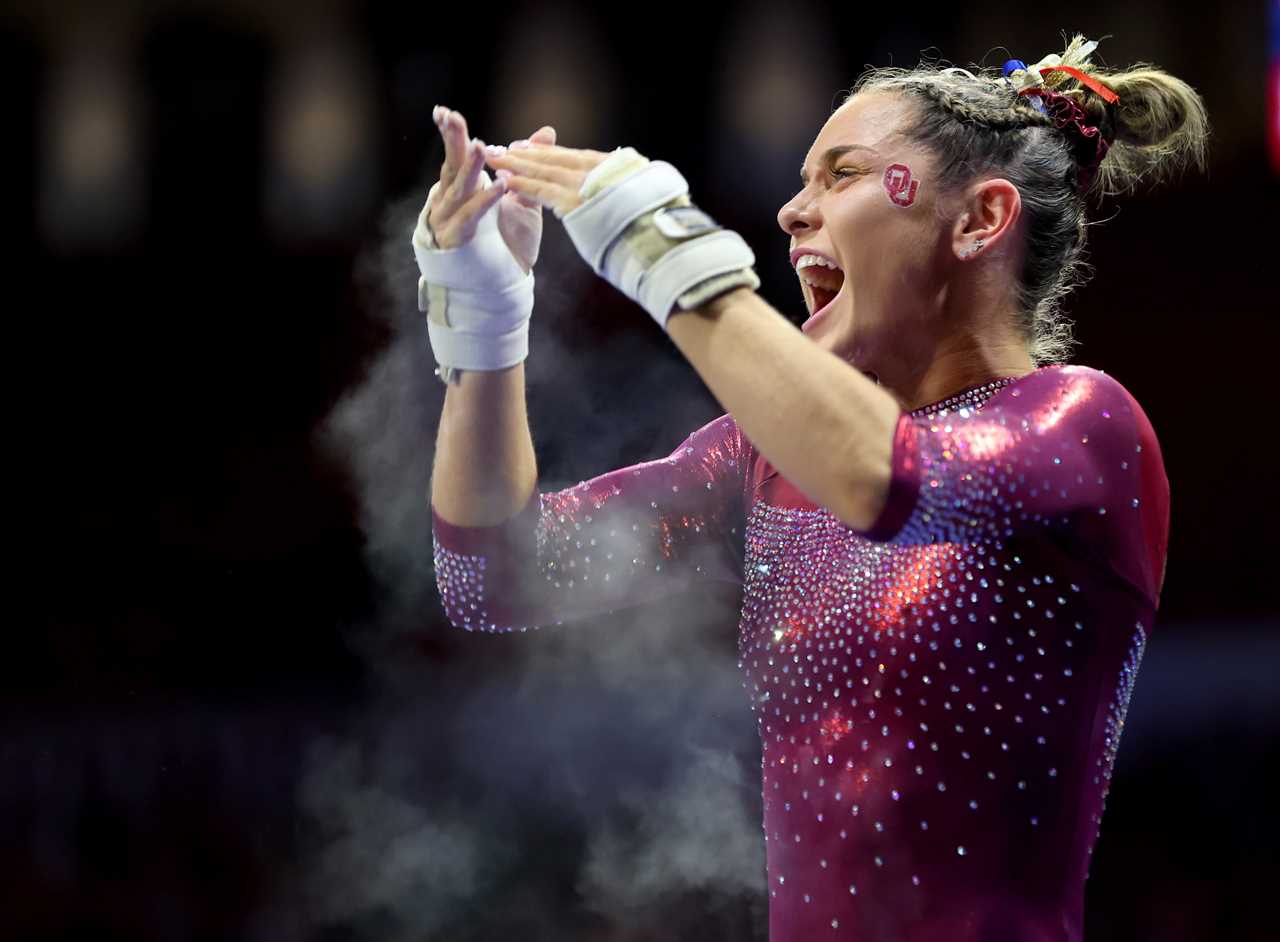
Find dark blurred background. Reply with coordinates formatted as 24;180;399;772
4;1;1278;940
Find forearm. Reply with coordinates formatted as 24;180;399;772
666;288;900;529
431;365;538;526
482;142;899;527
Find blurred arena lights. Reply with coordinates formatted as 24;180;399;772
264;40;379;242
487;4;616;150
711;3;841;210
38;47;146;251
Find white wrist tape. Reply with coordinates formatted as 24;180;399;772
562;149;759;329
412;171;534;381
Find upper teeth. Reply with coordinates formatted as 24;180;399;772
795;254;840;272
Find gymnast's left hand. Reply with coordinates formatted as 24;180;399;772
484;143;609;217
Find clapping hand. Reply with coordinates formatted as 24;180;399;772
428;106;557;272
482;142;610;218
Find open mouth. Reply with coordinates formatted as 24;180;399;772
810;283;840;315
795;253;845;323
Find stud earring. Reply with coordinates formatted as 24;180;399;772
962;238;986;259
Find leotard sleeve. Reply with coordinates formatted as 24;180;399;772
861;366;1170;606
431;412;752;632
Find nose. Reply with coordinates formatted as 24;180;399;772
777;186;820;237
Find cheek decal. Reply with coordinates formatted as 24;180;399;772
883;163;920;207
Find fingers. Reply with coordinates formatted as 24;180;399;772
528;125;557;146
495;143;606;171
454;137;487;199
497;173;577;216
436;176;508;247
502;126;558;210
434;106;471;184
427;108;590;238
487;136;592;216
432;136;487;229
486;151;585;188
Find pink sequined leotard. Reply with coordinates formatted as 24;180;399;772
431;364;1169;941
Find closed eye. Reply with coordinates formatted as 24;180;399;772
797;167;866;190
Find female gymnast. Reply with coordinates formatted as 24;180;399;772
415;35;1207;941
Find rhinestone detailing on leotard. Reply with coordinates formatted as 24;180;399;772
908;376;1017;418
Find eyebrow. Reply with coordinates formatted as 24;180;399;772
800;144;880;185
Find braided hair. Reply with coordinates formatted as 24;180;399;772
851;34;1208;364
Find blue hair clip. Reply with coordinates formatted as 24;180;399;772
1001;58;1048;113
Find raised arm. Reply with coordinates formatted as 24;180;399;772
665;287;900;530
422;107;553;527
431;364;537;527
486;143;903;532
420;112;752;634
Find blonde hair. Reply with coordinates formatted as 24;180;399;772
851;34;1209;363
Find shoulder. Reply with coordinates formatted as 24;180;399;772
686;413;762;505
701;411;743;437
986;364;1151;438
1001;363;1169;539
683;412;746;450
670;412;756;470
996;363;1129;407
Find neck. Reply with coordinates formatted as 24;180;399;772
876;327;1038;413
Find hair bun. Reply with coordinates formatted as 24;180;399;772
1068;58;1208;196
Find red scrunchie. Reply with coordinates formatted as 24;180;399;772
1019;87;1113;190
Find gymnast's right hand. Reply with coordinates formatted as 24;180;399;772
427;106;555;272
413;107;543;379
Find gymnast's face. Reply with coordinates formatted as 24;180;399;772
778;92;953;374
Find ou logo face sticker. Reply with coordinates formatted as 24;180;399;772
883;163;919;207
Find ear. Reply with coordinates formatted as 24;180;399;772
951;178;1021;261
